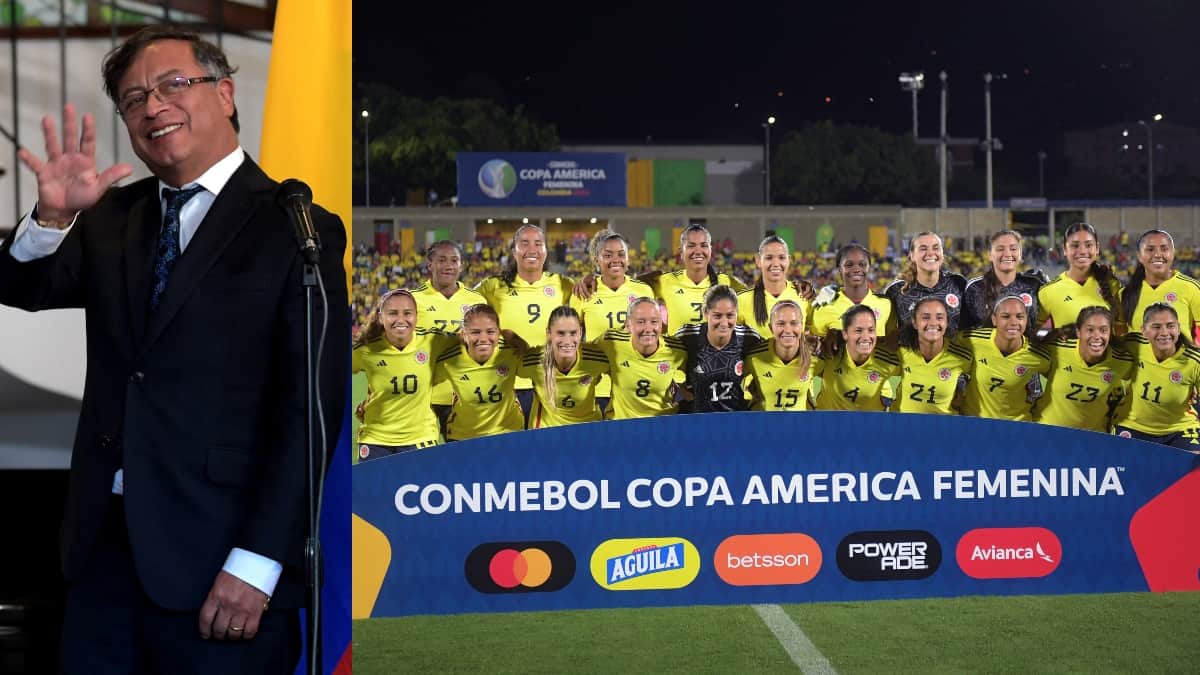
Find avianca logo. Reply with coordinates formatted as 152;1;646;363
956;527;1061;579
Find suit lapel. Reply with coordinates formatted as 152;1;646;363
143;159;275;349
123;182;161;349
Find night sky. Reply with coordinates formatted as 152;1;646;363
355;0;1200;158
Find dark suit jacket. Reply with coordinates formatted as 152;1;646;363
0;158;348;610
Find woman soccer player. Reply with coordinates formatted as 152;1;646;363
884;231;968;334
809;244;893;339
1113;304;1200;450
813;305;901;411
961;230;1045;330
518;306;610;428
675;285;768;413
352;289;458;461
737;235;811;337
597;297;688;419
476;224;574;424
1038;222;1122;332
570;229;654;414
1120;229;1200;341
958;296;1052;421
747;300;815;411
893;297;973;415
1034;306;1134;433
652;224;749;334
432;305;525;441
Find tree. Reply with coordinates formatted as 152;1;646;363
353;83;559;206
771;122;937;206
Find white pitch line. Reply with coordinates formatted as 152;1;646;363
752;604;838;674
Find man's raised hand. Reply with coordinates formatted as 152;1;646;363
17;104;133;226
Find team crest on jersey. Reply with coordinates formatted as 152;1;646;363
544;286;556;297
359;444;370;459
628;294;639;304
1165;292;1179;303
938;367;952;381
1014;364;1029;377
1118;430;1133;439
1020;293;1033;307
496;366;509;378
873;308;881;319
1170;370;1184;384
1101;371;1114;383
461;304;472;314
734;360;744;377
945;293;960;308
867;371;881;383
658;362;671;374
580;375;592;385
415;351;428;364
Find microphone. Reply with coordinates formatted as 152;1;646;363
276;178;321;264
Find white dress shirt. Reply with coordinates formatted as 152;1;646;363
8;146;282;598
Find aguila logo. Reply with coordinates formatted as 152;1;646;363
1170;370;1184;384
955;527;1061;579
415;351;429;364
945;293;960;308
938;367;952;381
1020;293;1033;307
658;361;671;375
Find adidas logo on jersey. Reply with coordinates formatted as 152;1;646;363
833;367;843;375
459;374;470;381
508;290;519;297
1063;295;1073;302
1063;365;1073;372
694;365;705;374
762;371;773;378
426;306;437;312
376;360;387;367
621;360;632;368
980;358;989;365
675;289;686;295
594;298;604;304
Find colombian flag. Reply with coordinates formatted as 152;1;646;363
260;1;352;673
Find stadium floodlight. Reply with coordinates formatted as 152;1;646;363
898;72;925;139
361;109;370;206
762;116;776;206
1137;115;1164;206
555;217;563;224
522;217;530;224
590;217;598;224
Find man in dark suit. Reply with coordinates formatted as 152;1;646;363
0;26;347;673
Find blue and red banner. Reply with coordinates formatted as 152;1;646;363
456;152;627;207
352;413;1200;617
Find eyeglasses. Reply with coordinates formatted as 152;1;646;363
118;76;219;116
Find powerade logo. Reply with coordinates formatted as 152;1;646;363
956;527;1062;579
478;159;517;199
590;537;700;590
837;530;941;581
464;541;575;593
714;533;822;586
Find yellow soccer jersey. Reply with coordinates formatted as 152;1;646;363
570;277;655;399
412;281;487;406
957;329;1052;421
518;345;610;428
1114;334;1200;434
598;330;688;419
735;286;813;338
1033;339;1134;432
433;341;525;440
813;348;901;411
808;288;893;338
893;342;973;415
652;270;748;334
746;342;816;411
351;329;458;446
1037;272;1121;329
1121;271;1200;336
476;272;574;390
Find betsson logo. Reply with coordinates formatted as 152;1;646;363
464;541;576;594
956;527;1062;579
837;530;942;581
714;534;822;586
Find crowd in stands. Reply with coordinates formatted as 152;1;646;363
351;228;1200;331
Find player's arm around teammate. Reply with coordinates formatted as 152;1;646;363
352;289;457;461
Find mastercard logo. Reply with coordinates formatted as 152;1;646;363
464;541;575;594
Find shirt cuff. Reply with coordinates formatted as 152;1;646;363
223;548;283;598
8;207;75;262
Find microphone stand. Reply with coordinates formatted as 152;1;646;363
301;250;323;675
